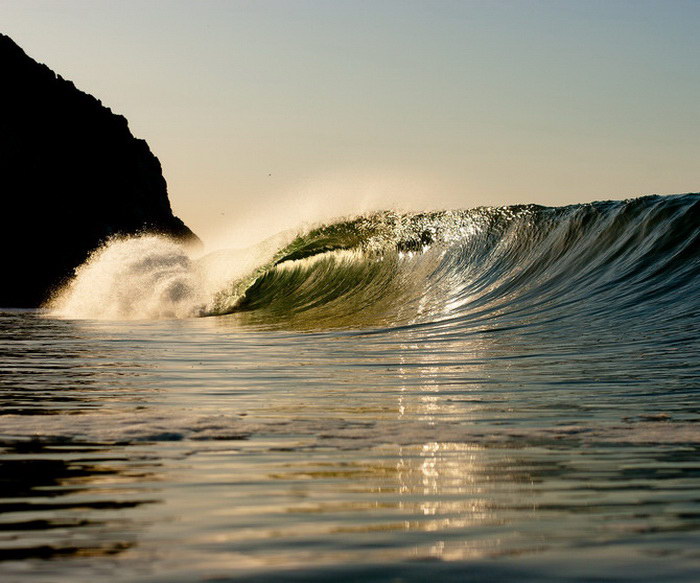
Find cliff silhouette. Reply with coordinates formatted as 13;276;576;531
0;33;199;307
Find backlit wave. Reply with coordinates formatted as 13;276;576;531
48;193;700;331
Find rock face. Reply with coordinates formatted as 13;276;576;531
0;34;199;307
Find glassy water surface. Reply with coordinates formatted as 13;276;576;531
2;309;699;582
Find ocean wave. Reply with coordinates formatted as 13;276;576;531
47;193;700;329
208;193;700;330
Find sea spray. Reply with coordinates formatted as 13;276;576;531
48;236;205;320
46;231;295;320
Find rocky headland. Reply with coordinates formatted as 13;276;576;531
0;33;199;307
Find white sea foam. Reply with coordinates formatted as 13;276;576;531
48;236;206;320
46;234;281;320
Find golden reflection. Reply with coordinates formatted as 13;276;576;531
251;437;535;566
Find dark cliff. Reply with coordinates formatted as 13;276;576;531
0;34;199;307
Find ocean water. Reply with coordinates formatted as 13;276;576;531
1;193;699;582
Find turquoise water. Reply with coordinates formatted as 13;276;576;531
1;195;699;581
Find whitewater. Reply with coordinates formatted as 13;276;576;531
1;193;699;582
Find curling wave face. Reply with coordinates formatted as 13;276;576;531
48;193;700;330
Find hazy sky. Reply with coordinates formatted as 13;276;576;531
2;1;699;246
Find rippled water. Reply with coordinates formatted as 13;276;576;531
2;195;700;581
1;306;699;582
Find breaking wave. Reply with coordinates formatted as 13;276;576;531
48;193;700;332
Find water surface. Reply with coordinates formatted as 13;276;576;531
2;194;699;581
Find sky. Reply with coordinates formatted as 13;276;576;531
2;0;699;247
